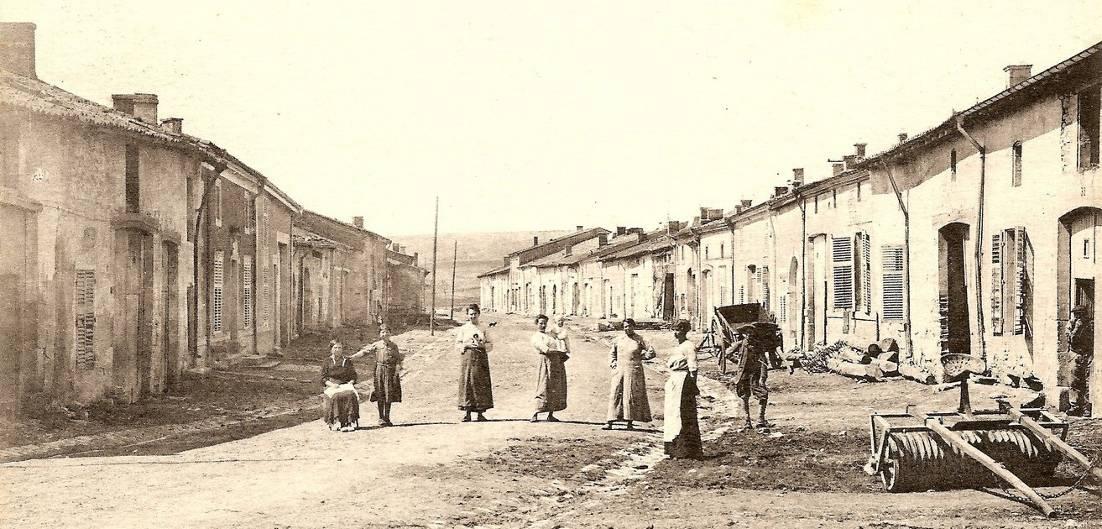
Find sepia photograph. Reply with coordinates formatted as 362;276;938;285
1;2;1101;528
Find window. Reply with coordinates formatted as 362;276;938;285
704;246;709;260
1080;85;1101;170
832;190;837;209
125;145;139;213
720;244;725;258
832;236;854;310
242;257;252;328
881;245;905;320
950;149;958;180
75;270;96;369
857;181;862;202
1085;238;1092;259
1011;141;1023;187
214;180;223;227
212;250;224;332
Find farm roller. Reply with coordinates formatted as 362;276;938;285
866;354;1102;516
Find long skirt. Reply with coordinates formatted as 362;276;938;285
535;353;568;412
664;372;703;459
607;362;652;422
322;389;360;427
370;363;403;404
458;346;494;412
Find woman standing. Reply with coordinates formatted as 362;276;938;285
320;340;359;432
350;324;403;426
456;303;494;422
530;314;568;422
604;318;656;430
664;320;703;459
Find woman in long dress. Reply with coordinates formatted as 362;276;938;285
664;320;703;459
350;324;403;426
604;318;656;430
320;341;359;432
530;314;568;422
456;303;494;422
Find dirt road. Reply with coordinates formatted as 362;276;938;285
3;314;1100;528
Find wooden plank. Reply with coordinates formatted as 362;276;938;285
1006;408;1102;486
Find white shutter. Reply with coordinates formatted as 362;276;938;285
991;233;1003;335
213;250;224;333
832;237;854;310
881;245;904;320
861;233;872;314
1014;227;1033;336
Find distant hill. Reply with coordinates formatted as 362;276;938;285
390;230;572;307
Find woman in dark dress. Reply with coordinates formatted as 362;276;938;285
321;340;359;432
351;324;404;426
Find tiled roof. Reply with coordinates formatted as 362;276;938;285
599;232;674;261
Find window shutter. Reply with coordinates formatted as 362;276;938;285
991;232;1003;335
75;270;96;369
738;285;745;304
213;250;224;332
760;266;770;312
243;257;252;328
779;294;788;323
832;236;854;310
1014;227;1033;337
881;245;904;320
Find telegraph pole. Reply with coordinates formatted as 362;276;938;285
450;239;458;320
430;196;439;336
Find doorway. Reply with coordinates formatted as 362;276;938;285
788;257;800;343
1059;207;1100;408
938;223;971;356
808;235;827;345
0;206;27;414
162;242;179;389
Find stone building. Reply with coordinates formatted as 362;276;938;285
0;23;216;408
385;245;428;323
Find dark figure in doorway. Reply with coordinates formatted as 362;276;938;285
1068;305;1094;417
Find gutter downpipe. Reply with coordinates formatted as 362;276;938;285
880;159;914;364
955;115;989;367
192;161;225;369
692;227;703;330
796;192;807;352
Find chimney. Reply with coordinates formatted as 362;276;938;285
735;205;744;214
112;93;159;124
854;143;867;159
576;225;583;231
532;236;539;246
160;117;183;134
843;154;857;170
616;226;626;236
740;199;752;208
1004;64;1032;88
598;234;608;247
0;23;37;79
352;216;364;229
898;132;909;144
413;252;419;264
832;162;845;176
791;168;805;187
773;186;789;197
627;227;644;237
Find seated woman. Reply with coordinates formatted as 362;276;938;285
321;340;360;432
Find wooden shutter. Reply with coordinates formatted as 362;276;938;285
75;270;96;369
1014;227;1033;337
760;266;770;312
881;245;904;320
212;250;224;332
243;257;252;328
832;236;854;310
991;232;1003;335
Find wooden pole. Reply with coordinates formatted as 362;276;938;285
1005;407;1102;486
430;196;438;336
926;419;1055;517
450;239;457;320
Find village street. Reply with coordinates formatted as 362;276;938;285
1;314;1099;529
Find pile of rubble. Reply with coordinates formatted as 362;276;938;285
791;338;932;382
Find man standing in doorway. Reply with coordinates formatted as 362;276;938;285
1068;305;1094;417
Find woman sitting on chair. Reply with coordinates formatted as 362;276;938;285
321;340;360;432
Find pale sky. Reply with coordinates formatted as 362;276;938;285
4;1;1101;236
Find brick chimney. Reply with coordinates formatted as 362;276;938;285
112;93;159;124
0;23;36;79
843;154;857;170
773;186;789;197
616;226;626;236
576;225;583;231
161;117;183;134
532;236;539;246
1004;64;1032;88
352;216;364;229
854;143;867;159
898;132;908;144
791;168;805;187
740;199;752;208
598;234;608;247
832;162;845;176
